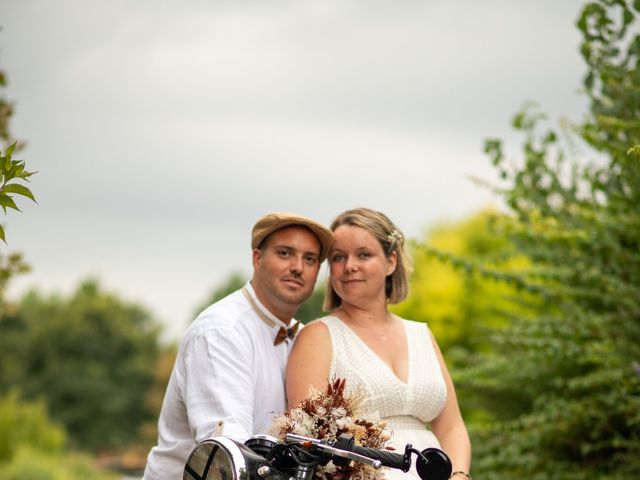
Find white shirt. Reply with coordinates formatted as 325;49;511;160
142;282;297;480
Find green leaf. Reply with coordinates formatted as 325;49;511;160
2;183;36;202
17;171;36;180
5;142;16;159
0;224;5;243
626;145;640;159
0;193;20;212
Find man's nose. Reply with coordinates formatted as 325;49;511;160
289;255;304;273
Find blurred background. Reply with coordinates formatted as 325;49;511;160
1;0;587;341
1;1;638;479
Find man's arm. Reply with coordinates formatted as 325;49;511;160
182;328;256;441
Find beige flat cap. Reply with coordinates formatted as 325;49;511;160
251;212;334;262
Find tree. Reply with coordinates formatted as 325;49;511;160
391;210;539;425
449;1;640;478
0;64;36;321
0;66;14;143
0;391;115;480
0;280;161;452
393;209;532;356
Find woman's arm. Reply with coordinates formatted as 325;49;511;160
286;320;333;409
429;330;472;477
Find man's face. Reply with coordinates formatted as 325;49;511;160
252;226;322;321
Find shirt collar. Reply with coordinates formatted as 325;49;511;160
243;281;291;330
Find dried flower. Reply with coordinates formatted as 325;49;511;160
268;378;391;480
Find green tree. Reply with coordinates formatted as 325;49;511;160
0;280;161;452
392;210;538;425
0;64;36;315
452;1;640;478
0;391;115;480
0;64;36;244
0;391;66;462
393;209;532;356
0;66;14;143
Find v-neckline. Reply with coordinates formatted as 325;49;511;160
330;315;411;386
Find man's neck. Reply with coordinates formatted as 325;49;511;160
249;281;296;325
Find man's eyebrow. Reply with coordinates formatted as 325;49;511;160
271;243;320;255
271;244;291;249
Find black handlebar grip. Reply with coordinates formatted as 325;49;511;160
350;446;407;471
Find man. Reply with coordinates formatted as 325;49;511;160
143;212;333;480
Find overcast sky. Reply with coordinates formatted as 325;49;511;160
1;0;588;341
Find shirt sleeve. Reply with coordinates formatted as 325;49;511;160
182;327;256;442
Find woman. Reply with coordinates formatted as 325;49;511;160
286;208;471;480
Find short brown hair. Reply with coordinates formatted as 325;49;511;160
323;208;412;311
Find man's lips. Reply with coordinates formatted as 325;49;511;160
282;278;304;287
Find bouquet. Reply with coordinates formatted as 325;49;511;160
269;378;391;480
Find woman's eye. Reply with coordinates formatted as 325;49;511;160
331;254;344;262
359;251;371;259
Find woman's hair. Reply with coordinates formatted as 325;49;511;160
323;207;413;311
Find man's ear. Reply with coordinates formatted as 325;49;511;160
252;248;262;270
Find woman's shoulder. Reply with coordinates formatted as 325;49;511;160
394;315;433;333
290;318;333;357
313;314;342;324
296;315;344;342
296;317;331;340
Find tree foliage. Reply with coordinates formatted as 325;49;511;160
0;65;35;316
0;142;37;243
452;1;640;478
0;64;35;244
0;280;161;452
0;391;114;480
0;67;14;144
393;210;532;356
0;391;66;463
391;211;540;425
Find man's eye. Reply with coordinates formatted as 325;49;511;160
278;249;290;257
304;255;318;265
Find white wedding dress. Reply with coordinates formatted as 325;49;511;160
319;316;447;480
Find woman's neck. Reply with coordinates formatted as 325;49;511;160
339;301;390;326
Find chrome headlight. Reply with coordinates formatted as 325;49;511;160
184;437;267;480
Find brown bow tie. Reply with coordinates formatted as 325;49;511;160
274;321;300;345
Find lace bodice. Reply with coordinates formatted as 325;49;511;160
320;316;447;424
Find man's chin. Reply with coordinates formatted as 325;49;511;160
278;288;313;306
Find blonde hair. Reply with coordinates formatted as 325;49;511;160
323;208;413;311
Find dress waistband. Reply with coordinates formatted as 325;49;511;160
384;415;427;431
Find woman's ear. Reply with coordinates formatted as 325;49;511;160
386;250;398;276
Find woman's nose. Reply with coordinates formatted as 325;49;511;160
345;259;357;273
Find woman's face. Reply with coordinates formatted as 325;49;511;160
328;225;397;308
